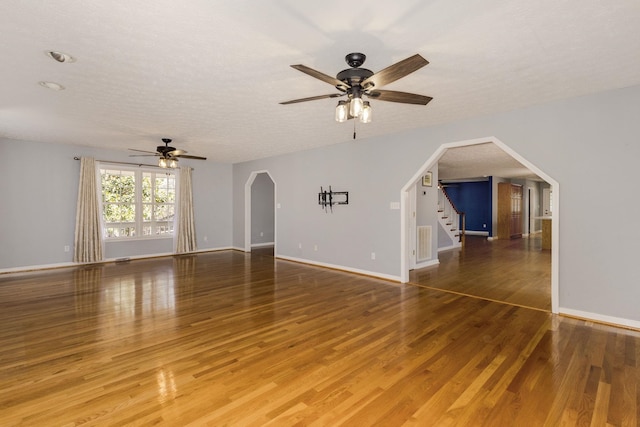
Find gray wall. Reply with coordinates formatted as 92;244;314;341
251;172;275;245
233;84;640;323
3;84;640;325
0;138;233;269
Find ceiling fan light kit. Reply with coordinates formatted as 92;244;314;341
335;100;349;122
281;52;432;127
158;157;178;169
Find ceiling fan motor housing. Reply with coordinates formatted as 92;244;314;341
158;138;176;157
336;68;374;91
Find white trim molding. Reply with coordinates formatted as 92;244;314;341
277;255;401;282
414;259;440;270
251;242;275;248
560;307;640;331
0;246;234;274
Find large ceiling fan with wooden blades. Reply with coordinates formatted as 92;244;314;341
280;52;432;125
129;138;206;168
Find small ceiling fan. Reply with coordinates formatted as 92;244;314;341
280;52;432;126
129;138;207;168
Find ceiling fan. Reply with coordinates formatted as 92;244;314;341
129;138;207;168
280;52;432;126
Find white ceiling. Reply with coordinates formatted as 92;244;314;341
438;142;541;181
2;1;640;167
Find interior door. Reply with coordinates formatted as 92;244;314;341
542;188;552;216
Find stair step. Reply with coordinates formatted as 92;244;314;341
437;209;444;212
451;228;457;231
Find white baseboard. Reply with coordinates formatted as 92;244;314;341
276;254;401;282
559;307;640;331
414;259;440;270
0;246;234;274
251;242;275;248
0;261;77;274
464;230;489;236
438;244;460;252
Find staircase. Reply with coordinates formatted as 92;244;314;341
438;186;465;249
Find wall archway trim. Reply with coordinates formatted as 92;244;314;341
244;170;277;253
399;136;559;314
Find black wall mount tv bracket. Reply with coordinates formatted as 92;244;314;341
318;186;349;213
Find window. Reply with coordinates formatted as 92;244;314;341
100;166;176;239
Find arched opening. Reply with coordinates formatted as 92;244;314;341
244;170;276;254
400;137;559;313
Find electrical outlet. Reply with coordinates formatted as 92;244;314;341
483;224;487;228
260;232;264;237
64;245;70;252
371;252;376;260
203;235;208;242
314;245;318;251
298;243;302;249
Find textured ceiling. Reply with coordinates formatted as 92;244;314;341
438;143;540;181
2;1;640;166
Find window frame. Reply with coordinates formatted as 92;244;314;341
99;163;178;241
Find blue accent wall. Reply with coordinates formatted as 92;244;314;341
443;178;492;235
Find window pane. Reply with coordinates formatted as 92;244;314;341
154;204;169;221
143;204;152;221
104;204;119;222
101;170;135;204
120;204;135;222
167;176;176;202
142;174;152;203
155;222;173;235
155;176;167;203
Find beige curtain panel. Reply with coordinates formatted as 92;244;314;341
74;157;104;263
175;166;197;253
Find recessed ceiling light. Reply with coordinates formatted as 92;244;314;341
38;81;65;90
45;50;76;63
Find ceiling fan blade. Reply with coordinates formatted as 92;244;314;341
128;154;159;157
167;149;186;157
129;148;158;154
175;154;207;160
290;64;350;90
367;90;433;105
280;93;344;105
361;54;429;89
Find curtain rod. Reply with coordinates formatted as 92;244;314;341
73;157;184;169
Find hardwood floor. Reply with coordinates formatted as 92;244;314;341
1;249;638;426
410;235;551;311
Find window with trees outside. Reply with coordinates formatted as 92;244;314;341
100;166;177;239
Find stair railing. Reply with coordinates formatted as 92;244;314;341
439;185;465;243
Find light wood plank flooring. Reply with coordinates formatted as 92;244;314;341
0;249;637;426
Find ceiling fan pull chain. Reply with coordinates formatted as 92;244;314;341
353;119;357;140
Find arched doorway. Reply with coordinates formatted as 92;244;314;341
244;171;276;254
400;137;559;313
